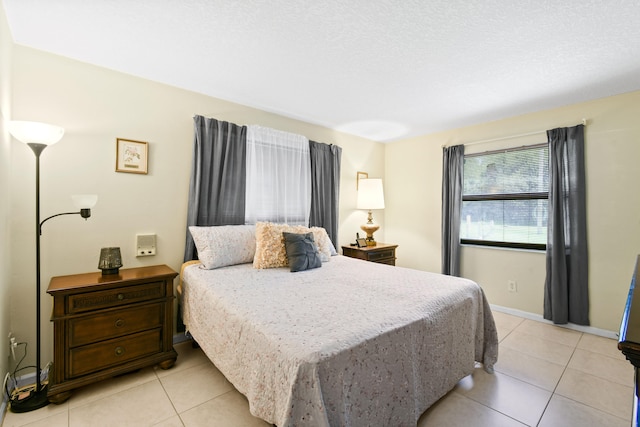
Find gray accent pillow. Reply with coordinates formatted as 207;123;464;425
282;232;322;272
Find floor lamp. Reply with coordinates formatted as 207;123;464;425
8;121;97;413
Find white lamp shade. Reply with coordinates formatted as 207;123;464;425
8;121;65;145
72;194;98;209
357;178;385;209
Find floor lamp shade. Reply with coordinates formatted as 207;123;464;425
72;194;98;219
8;121;64;145
72;194;98;209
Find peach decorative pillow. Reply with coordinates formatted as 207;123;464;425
253;222;332;269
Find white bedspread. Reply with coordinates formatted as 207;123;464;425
182;255;498;427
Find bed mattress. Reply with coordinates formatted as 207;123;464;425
182;255;498;426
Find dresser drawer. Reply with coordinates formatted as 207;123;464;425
69;329;162;378
67;281;165;314
69;303;162;347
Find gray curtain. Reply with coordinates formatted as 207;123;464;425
442;144;464;276
309;141;342;246
544;124;589;325
183;116;247;262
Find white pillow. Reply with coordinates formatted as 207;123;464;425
189;225;256;269
325;235;338;256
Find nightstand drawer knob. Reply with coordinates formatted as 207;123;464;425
117;293;125;300
115;319;125;328
115;346;125;357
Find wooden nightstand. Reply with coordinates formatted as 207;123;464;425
341;243;398;266
46;265;178;403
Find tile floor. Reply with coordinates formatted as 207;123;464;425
1;311;633;426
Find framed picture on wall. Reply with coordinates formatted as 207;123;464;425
116;138;148;174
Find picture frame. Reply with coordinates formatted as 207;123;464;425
356;238;368;248
116;138;148;174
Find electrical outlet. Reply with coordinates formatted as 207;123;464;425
508;280;518;292
8;332;17;360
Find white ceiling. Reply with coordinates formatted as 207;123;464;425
4;0;640;142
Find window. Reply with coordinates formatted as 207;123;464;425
460;143;548;250
244;125;311;225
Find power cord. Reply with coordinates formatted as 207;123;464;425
7;342;37;404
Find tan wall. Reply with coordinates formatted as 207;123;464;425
0;3;13;378
385;90;640;332
9;46;385;368
9;18;639;371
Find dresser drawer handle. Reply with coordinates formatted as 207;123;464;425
117;293;125;301
115;346;125;357
115;319;125;328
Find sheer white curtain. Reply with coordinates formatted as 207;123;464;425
245;125;311;225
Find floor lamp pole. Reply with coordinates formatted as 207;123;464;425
33;143;44;398
11;142;50;412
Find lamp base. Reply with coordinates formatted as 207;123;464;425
10;383;49;413
101;268;121;276
360;223;379;247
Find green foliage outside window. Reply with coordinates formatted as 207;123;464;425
461;144;548;249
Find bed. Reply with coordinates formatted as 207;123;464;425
180;224;498;426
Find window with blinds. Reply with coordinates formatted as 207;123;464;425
461;143;548;250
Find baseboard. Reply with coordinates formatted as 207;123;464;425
0;399;6;425
173;332;191;345
1;375;10;423
490;304;619;340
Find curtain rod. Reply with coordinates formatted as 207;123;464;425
442;118;588;148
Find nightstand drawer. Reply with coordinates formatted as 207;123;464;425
69;303;162;347
68;281;165;313
341;243;398;266
69;329;162;378
368;249;395;262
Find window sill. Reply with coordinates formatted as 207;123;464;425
461;242;546;254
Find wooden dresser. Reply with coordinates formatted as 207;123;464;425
619;255;640;426
341;243;398;266
47;265;178;403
